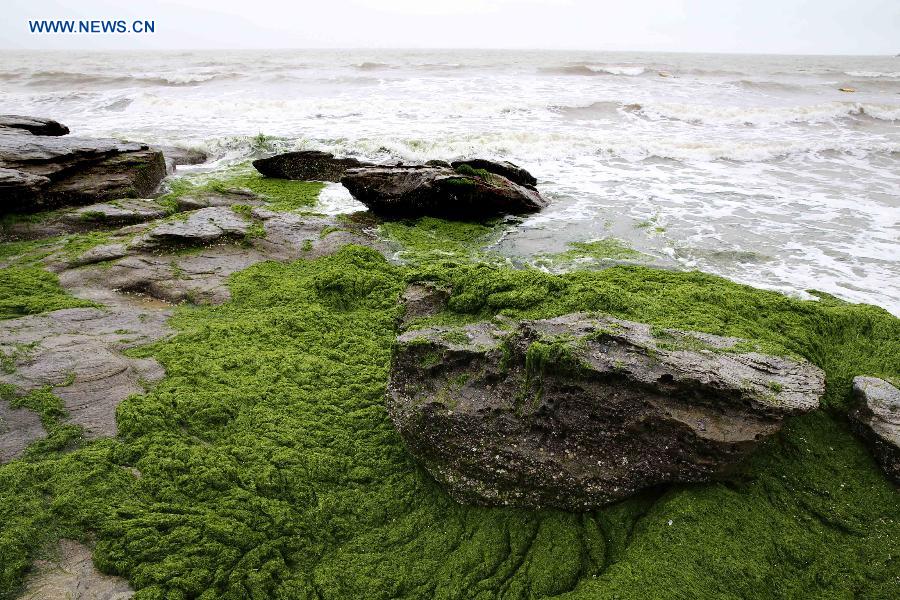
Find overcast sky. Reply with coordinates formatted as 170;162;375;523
2;0;898;54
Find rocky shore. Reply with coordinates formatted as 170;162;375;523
1;117;898;599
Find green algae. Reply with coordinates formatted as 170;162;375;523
531;239;646;272
159;167;325;213
0;235;897;600
379;217;505;265
454;164;494;182
0;267;95;320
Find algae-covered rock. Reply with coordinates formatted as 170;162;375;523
388;312;825;510
849;376;900;483
253;150;371;182
341;165;547;220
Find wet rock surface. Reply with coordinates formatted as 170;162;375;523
0;305;170;461
0;399;46;464
64;199;169;226
0;116;166;213
388;311;825;510
341;165;547;220
253;150;372;182
129;206;251;250
849;376;900;483
19;539;134;600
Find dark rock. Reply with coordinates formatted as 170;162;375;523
0;167;49;197
341;165;547;220
253;150;372;182
849;376;900;483
0;127;166;213
425;159;451;168
388;312;824;510
451;159;538;187
0;114;69;136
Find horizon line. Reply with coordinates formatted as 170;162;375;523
0;47;897;57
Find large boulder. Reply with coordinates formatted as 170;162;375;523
388;311;824;510
0;117;166;214
253;150;371;182
341;165;547;219
849;376;900;483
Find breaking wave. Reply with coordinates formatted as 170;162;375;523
632;101;900;126
542;64;647;76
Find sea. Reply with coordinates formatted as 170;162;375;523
1;49;898;314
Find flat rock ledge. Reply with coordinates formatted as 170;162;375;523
0;115;166;213
849;376;900;484
388;311;825;510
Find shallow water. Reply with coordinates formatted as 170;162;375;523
1;49;898;314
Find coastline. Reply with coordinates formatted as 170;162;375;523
1;150;899;598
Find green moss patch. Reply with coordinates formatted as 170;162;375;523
379;217;505;265
0;239;897;599
160;166;325;213
0;267;95;320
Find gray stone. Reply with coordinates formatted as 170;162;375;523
253;150;372;182
0;306;170;461
0;114;69;137
341;165;547;220
129;207;250;250
64;199;169;226
0;399;46;464
0;124;166;213
849;376;900;484
388;312;825;510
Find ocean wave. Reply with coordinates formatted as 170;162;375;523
845;71;900;78
354;62;391;71
541;64;647;77
732;79;806;93
633;101;900;126
553;101;642;120
18;70;240;88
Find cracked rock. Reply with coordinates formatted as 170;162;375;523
388;312;825;510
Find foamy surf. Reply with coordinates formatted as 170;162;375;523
0;48;897;315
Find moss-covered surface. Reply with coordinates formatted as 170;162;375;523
379;217;506;265
0;229;898;597
0;267;95;320
159;167;325;213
